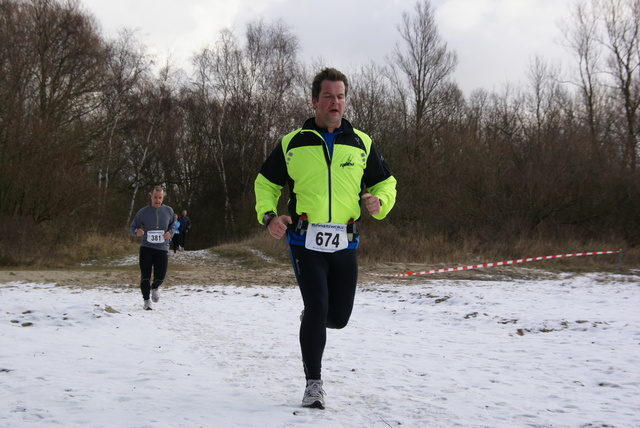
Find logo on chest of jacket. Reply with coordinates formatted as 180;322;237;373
340;155;355;168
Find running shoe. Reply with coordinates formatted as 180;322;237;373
151;288;160;303
301;379;325;409
143;299;152;310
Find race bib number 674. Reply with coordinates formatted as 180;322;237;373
305;223;348;253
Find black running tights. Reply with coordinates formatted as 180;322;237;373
289;245;358;380
139;246;168;300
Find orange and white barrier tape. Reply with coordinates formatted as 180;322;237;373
367;250;622;277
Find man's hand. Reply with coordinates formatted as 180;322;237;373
362;193;381;215
268;215;292;239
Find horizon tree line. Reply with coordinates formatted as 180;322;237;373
0;0;638;263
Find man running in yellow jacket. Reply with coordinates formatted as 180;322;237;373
254;67;397;409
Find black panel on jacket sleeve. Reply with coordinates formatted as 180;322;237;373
363;142;393;187
259;142;288;186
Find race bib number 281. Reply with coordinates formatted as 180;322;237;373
305;223;348;253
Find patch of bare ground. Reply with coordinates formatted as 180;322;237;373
0;249;297;289
0;247;625;289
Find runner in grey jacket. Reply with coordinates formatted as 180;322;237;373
130;204;176;251
130;186;175;310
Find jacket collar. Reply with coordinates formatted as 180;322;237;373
302;117;355;134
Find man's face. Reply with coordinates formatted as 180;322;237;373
313;80;346;131
150;190;164;208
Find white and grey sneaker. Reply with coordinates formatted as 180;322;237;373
143;299;152;310
301;379;325;409
151;288;160;303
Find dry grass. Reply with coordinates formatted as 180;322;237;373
357;224;633;273
1;223;636;275
213;227;634;275
58;232;140;266
0;231;139;269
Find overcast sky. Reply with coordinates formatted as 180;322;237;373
81;0;575;95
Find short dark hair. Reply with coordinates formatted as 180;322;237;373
311;67;349;100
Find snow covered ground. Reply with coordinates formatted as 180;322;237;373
1;268;639;427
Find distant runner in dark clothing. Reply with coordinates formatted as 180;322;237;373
177;210;191;250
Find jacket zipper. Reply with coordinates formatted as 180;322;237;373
301;129;341;223
321;134;333;223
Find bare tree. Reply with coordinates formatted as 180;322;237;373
0;0;106;223
524;55;566;148
191;28;240;227
97;29;152;216
189;19;302;229
244;19;302;159
0;0;29;215
347;63;395;139
123;66;185;227
562;0;640;169
390;0;458;145
560;0;606;143
600;0;640;171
